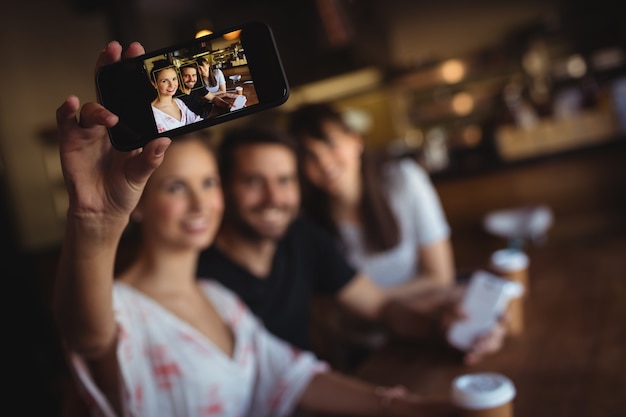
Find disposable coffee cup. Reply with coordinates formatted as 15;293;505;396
451;372;516;417
490;249;529;288
235;86;243;95
489;249;529;335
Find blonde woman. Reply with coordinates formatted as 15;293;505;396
54;40;455;417
150;60;202;133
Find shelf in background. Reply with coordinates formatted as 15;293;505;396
495;109;621;161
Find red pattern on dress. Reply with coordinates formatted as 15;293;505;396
148;345;182;390
198;385;224;416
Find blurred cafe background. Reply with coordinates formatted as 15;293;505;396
2;0;625;416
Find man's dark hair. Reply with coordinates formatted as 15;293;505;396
217;125;297;185
180;62;197;71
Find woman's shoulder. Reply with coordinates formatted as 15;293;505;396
174;97;195;112
385;157;430;184
113;281;137;298
396;157;428;173
198;279;236;298
111;282;145;315
198;280;247;310
198;280;260;327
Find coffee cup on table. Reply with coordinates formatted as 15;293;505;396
451;372;516;417
235;86;243;95
489;248;529;335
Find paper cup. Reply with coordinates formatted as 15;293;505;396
235;86;243;95
490;249;529;285
452;372;516;417
489;249;529;335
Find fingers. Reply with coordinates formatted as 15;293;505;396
465;347;493;366
463;324;507;365
95;41;123;75
499;311;509;324
56;96;120;155
93;40;146;106
441;303;466;332
449;284;465;303
78;102;118;129
124;41;146;59
126;137;172;187
56;95;81;134
94;40;146;75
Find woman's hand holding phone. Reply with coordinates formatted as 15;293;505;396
57;41;171;228
96;22;289;151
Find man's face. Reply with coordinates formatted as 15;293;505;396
224;143;300;242
181;67;198;90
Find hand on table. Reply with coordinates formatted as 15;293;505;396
213;92;239;109
411;285;509;365
438;284;510;365
461;311;509;365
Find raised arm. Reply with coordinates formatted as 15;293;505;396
53;41;171;359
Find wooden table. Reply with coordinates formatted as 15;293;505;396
355;234;626;416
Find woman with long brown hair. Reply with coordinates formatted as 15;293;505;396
196;56;236;109
288;102;455;300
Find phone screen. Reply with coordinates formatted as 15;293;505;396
96;21;289;151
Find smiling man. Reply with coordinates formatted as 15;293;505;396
197;126;364;350
175;63;212;118
196;125;506;364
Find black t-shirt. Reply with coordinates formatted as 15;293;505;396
176;88;212;118
196;216;357;350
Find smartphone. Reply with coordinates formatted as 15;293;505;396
447;270;523;351
96;21;289;151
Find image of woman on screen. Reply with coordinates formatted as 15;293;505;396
150;60;202;133
196;56;236;109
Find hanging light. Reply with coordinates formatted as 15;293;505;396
451;92;474;116
441;59;466;84
195;29;213;38
195;18;214;39
223;30;242;40
566;54;587;78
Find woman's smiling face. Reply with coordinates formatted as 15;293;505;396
134;138;224;252
154;67;179;97
301;121;363;198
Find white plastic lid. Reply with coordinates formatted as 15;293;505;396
490;248;529;272
451;372;516;409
